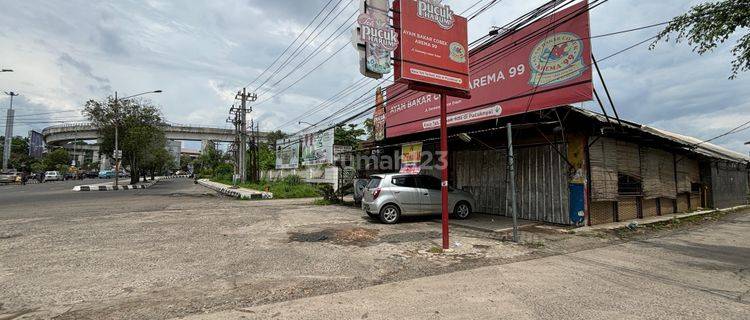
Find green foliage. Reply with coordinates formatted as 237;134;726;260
317;184;339;202
266;130;289;148
30;162;46;173
180;155;193;171
363;118;374;140
258;143;276;171
281;174;304;185
83;95;166;184
213;174;320;199
652;0;750;78
43;148;70;171
335;124;366;148
0;136;34;170
213;163;234;181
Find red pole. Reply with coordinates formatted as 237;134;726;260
440;93;450;250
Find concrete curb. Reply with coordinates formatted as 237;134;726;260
572;204;750;232
196;179;273;200
73;184;150;191
71;175;189;192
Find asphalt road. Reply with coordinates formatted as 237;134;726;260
0;177;214;220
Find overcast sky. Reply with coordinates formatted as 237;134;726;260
1;0;748;153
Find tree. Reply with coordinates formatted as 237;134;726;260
42;148;70;171
258;143;276;170
335;124;366;148
83;96;166;184
652;0;750;79
180;155;193;171
141;146;173;181
0;136;34;170
265;130;289;149
363;118;374;140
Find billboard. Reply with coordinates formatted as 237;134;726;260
301;128;335;166
28;130;44;159
354;0;396;79
393;0;470;92
373;87;386;141
275;138;300;169
400;142;422;174
385;1;593;138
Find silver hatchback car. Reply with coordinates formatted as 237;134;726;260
362;173;476;224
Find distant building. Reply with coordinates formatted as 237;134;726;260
181;148;201;160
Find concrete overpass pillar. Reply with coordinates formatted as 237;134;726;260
201;140;212;152
100;155;110;171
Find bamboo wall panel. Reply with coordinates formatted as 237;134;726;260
676;158;700;193
618;198;639;221
589;137;618;201
642;198;658;217
590;201;615;225
640;147;676;199
676;193;690;212
616;141;641;179
660;197;675;215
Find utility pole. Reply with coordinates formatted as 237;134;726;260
3;91;19;171
234;88;256;184
507;123;519;243
227;110;241;186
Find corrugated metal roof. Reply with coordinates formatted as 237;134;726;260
570;107;750;164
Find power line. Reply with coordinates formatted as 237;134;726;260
243;0;337;90
253;0;347;95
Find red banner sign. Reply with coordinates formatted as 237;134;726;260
386;1;592;138
393;0;470;92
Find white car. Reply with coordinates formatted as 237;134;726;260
44;171;62;182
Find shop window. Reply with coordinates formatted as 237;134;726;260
618;173;642;196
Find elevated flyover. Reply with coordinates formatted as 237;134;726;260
43;123;267;146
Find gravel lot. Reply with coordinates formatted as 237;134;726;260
0;179;535;319
2;178;744;319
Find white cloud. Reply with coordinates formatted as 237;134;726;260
0;0;748;156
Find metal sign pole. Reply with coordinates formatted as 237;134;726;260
507;123;519;243
440;93;450;249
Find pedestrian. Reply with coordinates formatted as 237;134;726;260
21;171;28;185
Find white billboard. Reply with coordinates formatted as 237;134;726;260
301;128;335;166
275;138;300;169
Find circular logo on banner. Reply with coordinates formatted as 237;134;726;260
449;42;466;63
528;32;586;87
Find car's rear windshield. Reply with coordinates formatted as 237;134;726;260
366;177;382;188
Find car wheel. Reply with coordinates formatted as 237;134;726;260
454;201;472;219
379;204;401;224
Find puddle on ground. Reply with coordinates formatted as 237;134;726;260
289;228;379;247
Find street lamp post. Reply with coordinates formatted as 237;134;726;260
112;90;162;187
3;91;20;171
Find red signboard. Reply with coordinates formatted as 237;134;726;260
386;1;593;138
393;0;470;92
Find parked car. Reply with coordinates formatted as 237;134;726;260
0;170;21;184
98;170;115;179
362;173;476;224
44;171;62;182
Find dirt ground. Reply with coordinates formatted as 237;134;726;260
0;179;745;319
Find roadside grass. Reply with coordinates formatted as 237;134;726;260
213;175;321;199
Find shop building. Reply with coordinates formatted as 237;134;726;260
366;106;749;226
